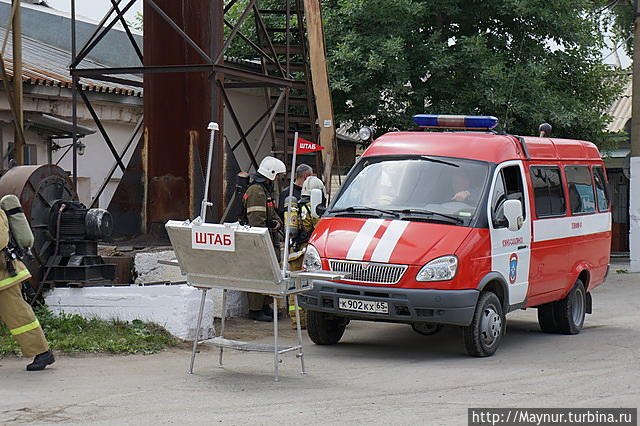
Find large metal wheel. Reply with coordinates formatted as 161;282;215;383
0;165;77;288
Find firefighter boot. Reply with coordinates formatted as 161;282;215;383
26;349;55;371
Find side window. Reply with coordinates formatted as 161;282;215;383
593;166;610;212
530;166;566;218
492;165;525;228
491;171;507;228
565;165;596;214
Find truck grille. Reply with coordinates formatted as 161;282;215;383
329;260;407;284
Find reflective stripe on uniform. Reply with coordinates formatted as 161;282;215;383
289;305;302;311
0;269;31;289
10;319;41;336
247;206;267;213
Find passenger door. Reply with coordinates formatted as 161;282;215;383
488;161;531;307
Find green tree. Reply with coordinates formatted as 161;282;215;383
323;0;626;147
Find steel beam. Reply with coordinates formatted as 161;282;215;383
217;81;259;170
77;87;127;172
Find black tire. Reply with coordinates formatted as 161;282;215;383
554;279;586;335
306;310;347;345
537;302;559;333
463;292;505;357
411;323;442;336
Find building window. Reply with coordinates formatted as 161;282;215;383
7;143;38;165
530;166;566;218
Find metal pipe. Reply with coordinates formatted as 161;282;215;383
281;131;299;279
200;122;219;221
294;294;306;374
189;288;208;374
273;295;279;382
218;289;227;367
12;0;23;165
144;0;213;64
71;0;78;190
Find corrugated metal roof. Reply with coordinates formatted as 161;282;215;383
606;79;631;133
1;28;143;97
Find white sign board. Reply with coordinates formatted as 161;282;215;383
191;224;235;251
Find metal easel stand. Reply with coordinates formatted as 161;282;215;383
188;280;311;382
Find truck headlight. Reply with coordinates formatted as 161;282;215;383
302;244;322;271
416;255;458;281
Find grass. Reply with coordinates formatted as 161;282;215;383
0;306;178;357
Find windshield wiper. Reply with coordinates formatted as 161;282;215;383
420;156;459;167
393;208;464;224
330;206;400;217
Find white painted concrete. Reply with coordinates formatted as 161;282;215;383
630;157;640;271
43;249;250;339
45;284;215;340
44;283;249;340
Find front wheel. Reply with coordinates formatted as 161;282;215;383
411;323;442;336
463;292;505;357
307;310;347;345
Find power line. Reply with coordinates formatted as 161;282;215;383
603;34;632;61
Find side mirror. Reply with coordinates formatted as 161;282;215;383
309;188;323;218
503;199;523;231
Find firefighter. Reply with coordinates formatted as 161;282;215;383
242;156;286;322
0;209;54;371
277;163;313;218
287;175;327;329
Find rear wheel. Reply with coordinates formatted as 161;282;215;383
307;310;347;345
463;292;505;357
537;279;586;335
555;279;586;335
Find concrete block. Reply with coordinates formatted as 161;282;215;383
44;284;248;340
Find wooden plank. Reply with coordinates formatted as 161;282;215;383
303;0;337;192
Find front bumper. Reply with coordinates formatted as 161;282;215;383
299;280;479;326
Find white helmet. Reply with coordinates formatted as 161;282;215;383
301;175;326;197
257;156;286;181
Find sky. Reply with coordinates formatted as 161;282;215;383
45;0;142;23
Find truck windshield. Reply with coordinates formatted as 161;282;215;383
330;156;490;224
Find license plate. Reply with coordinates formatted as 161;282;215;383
338;298;388;314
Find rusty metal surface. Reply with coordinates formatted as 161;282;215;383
0;164;77;288
143;0;218;229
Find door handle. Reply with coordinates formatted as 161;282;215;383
517;245;528;250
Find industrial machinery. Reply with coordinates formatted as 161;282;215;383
0;164;116;289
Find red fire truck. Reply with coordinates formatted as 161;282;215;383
299;115;611;356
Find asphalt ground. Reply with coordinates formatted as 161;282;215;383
1;262;638;425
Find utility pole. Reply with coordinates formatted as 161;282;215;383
12;0;24;165
631;0;640;271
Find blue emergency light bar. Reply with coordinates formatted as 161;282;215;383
412;114;499;130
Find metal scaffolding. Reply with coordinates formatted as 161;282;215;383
69;0;330;237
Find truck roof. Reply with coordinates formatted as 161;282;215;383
362;131;602;163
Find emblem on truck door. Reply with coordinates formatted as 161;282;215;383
509;253;518;284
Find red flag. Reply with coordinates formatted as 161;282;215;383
296;137;325;154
